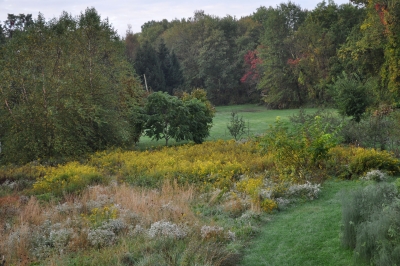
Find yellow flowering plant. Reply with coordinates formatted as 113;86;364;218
33;162;104;196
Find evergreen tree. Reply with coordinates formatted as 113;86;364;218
156;39;184;94
134;41;165;92
166;50;184;93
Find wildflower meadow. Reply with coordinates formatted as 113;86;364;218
1;108;400;265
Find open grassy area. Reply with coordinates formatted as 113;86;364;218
137;104;327;149
240;179;364;266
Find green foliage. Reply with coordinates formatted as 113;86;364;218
341;183;400;265
0;8;144;164
144;91;214;145
327;146;400;179
144;92;185;146
339;108;400;155
134;40;165;92
260;116;340;181
332;72;374;122
227;112;247;140
257;2;308;108
157;39;184;94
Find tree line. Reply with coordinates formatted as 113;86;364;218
127;0;399;109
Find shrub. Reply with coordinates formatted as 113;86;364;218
360;170;387;182
349;148;400;177
341;183;398;252
339;108;400;156
227;111;247;140
327;146;400;179
260;199;278;213
332;72;374;123
260;116;340;181
342;183;400;265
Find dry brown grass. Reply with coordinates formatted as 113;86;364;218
0;180;199;265
113;180;197;226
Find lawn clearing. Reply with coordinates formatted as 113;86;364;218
137;104;328;149
240;179;364;266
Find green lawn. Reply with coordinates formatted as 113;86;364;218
240;179;364;266
137;104;328;149
209;104;324;141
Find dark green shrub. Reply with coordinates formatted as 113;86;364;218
332;72;374;123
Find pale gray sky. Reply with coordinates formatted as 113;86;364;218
1;0;351;37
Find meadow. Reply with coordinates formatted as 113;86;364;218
0;104;399;266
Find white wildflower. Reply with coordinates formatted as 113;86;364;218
361;170;387;182
200;225;224;239
148;220;187;239
87;229;116;247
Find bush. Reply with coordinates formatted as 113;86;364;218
327;146;400;179
332;72;374;122
227;111;247;140
341;183;400;265
360;170;387;182
144;91;214;145
349;148;400;177
260;116;340;181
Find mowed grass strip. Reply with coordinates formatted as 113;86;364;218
240;179;364;266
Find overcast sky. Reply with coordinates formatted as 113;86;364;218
1;0;351;37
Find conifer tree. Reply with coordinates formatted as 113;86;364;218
134;41;165;92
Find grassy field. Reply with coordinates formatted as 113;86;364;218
137;104;326;148
240;179;363;266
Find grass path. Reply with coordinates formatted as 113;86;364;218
240;179;364;266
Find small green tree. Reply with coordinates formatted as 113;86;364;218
183;98;213;144
332;73;374;122
227;112;247;140
144;92;186;146
144;91;214;145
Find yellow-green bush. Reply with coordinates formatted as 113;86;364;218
236;177;264;199
33;162;104;196
260;116;339;182
261;199;278;213
327;146;400;179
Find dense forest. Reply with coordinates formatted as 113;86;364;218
0;0;399;163
126;0;400;107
